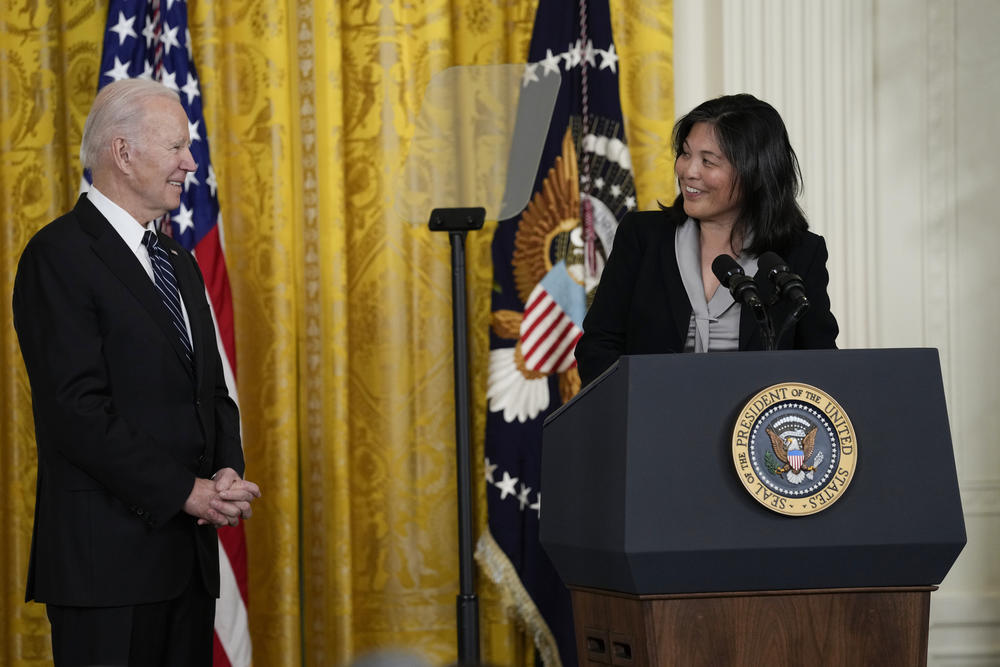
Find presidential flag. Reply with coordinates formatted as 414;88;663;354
478;1;635;663
95;2;250;665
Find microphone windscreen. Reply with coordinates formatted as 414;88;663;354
711;254;743;287
756;251;786;275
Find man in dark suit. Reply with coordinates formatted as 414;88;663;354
12;78;260;666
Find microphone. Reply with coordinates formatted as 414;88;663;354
712;254;775;350
712;254;763;310
757;251;810;320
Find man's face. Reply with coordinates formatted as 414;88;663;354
127;99;196;222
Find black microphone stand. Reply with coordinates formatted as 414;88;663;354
749;299;776;351
774;308;806;348
756;252;810;349
429;207;485;665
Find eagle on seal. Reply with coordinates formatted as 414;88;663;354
767;424;818;475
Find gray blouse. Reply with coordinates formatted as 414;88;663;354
675;217;758;353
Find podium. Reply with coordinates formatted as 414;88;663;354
540;349;966;666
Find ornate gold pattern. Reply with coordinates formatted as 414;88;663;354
491;309;524;340
558;366;581;405
0;0;673;663
512;127;582;305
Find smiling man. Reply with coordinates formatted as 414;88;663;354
12;78;260;666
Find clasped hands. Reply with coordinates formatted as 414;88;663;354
184;467;261;527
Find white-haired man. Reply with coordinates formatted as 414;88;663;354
13;78;259;666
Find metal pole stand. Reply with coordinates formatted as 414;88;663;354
429;207;486;665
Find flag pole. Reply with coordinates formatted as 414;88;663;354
429;207;485;664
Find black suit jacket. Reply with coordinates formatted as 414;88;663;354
12;194;243;607
575;209;839;386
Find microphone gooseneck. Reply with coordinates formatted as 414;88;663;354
756;251;810;345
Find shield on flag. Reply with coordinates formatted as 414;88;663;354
519;261;586;375
788;448;804;471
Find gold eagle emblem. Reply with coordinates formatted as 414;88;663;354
511;126;584;304
491;125;584;403
767;424;818;474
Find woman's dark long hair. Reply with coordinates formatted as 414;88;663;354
668;94;807;255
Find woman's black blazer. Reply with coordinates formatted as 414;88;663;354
575;209;839;386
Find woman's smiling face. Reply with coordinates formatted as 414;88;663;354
674;121;742;228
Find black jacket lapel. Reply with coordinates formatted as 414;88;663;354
660;214;692;348
75;197;195;378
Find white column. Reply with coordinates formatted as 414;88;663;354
717;0;877;349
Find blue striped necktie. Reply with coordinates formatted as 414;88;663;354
142;230;193;364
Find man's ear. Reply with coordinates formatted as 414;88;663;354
110;137;132;173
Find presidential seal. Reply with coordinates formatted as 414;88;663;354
732;382;857;516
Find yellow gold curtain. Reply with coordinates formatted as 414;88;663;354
0;0;672;664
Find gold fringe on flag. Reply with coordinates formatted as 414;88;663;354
475;531;563;667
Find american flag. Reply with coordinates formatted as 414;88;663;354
95;1;250;664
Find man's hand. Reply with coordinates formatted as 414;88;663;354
212;467;261;519
183;471;261;527
183;478;236;527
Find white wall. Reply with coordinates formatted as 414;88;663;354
673;1;1000;663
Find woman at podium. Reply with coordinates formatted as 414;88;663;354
575;94;839;387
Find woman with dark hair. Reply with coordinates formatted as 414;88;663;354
575;94;839;386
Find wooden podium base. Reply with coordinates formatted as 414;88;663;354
570;585;934;666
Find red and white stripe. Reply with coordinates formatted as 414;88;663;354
519;284;582;375
194;222;252;667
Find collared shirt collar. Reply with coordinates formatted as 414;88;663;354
87;185;153;253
